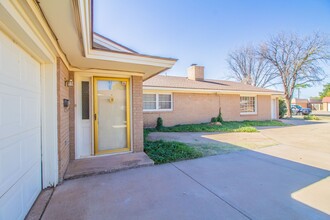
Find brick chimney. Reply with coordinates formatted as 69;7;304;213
187;64;204;81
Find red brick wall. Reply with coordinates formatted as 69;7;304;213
57;58;71;182
132;76;144;152
144;93;272;127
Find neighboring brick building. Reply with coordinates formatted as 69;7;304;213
143;65;283;127
292;98;309;108
322;97;330;112
308;98;323;111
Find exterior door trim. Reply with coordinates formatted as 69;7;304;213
93;76;131;155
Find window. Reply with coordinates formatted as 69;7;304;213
240;96;257;114
158;94;172;109
143;93;172;111
143;94;156;110
81;81;90;119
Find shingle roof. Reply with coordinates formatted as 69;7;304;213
143;75;283;94
309;98;322;104
322;97;330;103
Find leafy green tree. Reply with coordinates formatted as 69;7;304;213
319;83;330;98
279;98;287;118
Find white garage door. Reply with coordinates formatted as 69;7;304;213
0;31;42;219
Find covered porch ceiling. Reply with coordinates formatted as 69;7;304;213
37;0;177;79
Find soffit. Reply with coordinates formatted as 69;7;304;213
37;0;174;78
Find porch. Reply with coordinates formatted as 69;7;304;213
64;152;154;180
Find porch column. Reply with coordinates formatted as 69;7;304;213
132;76;144;152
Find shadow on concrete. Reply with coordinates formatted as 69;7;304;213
41;144;330;220
173;148;330;219
279;119;326;126
146;130;330;218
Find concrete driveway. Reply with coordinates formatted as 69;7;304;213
42;121;330;220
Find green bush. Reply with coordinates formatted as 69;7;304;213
304;115;320;120
216;108;224;123
156;117;163;131
279;98;287;118
144;140;203;164
211;117;217;123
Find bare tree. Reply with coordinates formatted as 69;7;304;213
227;45;278;88
260;32;330;117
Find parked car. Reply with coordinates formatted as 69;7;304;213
291;104;302;115
291;104;311;115
301;108;312;115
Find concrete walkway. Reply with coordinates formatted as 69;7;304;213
41;121;330;219
42;151;329;220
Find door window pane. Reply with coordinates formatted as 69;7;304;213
82;81;89;119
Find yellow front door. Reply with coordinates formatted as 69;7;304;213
93;77;130;155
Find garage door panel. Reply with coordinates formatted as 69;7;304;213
0;33;40;93
0;162;40;220
0;129;40;197
0;85;40;140
22;96;40;129
0;34;21;82
0;141;21;191
22;129;41;167
0;185;24;220
23;162;42;208
20;55;40;92
0;92;21;128
1;29;42;220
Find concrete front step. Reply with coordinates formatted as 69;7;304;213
64;152;154;180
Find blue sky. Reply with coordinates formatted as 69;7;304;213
94;0;330;98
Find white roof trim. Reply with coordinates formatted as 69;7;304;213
93;33;135;53
143;86;284;96
77;0;177;68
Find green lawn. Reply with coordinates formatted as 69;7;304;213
144;120;287;164
145;120;287;133
144;140;203;164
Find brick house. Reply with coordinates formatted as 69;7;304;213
291;98;309;108
143;65;283;127
322;97;330;112
0;0;176;218
308;98;323;111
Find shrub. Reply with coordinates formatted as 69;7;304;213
304;115;320;120
144;140;203;164
211;117;217;123
279;98;287;118
216;108;224;123
156;117;163;131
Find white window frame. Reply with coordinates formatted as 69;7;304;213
143;93;173;112
240;95;258;115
